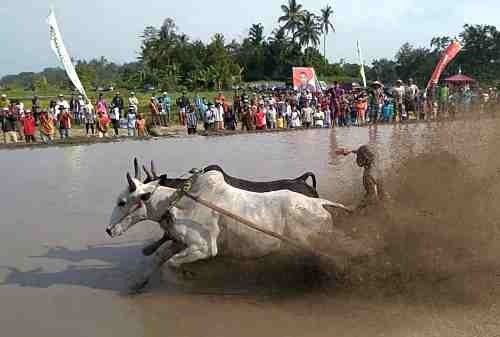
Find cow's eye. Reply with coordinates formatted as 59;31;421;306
118;199;127;207
140;193;152;201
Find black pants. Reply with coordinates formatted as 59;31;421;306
112;119;120;136
86;122;95;135
187;127;197;135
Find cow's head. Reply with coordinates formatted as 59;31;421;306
106;159;158;238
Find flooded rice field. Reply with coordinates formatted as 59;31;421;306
1;117;500;337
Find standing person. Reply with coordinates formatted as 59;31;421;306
186;105;198;135
224;105;237;130
126;107;137;137
111;92;124;118
291;105;301;128
313;107;325;128
149;97;160;127
255;105;266;130
58;107;72;139
21;110;36;143
177;92;190;126
96;94;108;116
76;95;86;125
96;111;110;138
301;101;313;128
82;102;96;136
240;105;251;131
193;93;203;121
135;114;148;137
128;92;139;114
69;95;80;125
39;110;55;143
392;80;405;122
214;103;224;130
2;108;18;143
406;79;419;120
438;83;449;116
355;90;368;126
266;104;277;129
31;95;40;124
56;94;70;114
204;103;216;130
110;103;121;136
161;92;172;124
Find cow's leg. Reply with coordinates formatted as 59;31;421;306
142;232;171;256
166;245;211;269
130;240;185;293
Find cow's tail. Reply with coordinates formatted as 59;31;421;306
298;172;317;190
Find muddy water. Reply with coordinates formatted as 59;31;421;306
1;118;500;337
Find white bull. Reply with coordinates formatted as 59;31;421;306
107;168;355;291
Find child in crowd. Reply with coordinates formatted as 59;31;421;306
127;107;137;137
39;110;55;143
186;105;198;135
136;114;148;137
96;111;110;138
21;110;36;143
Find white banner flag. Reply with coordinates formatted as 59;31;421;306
356;40;367;88
47;9;89;102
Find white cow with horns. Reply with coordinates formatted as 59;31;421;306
107;159;354;291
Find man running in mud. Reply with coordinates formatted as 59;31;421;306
337;145;382;207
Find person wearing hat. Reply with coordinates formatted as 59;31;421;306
21;110;36;143
2;107;18;144
0;94;9;110
56;94;69;115
392;80;405;122
128;92;139;114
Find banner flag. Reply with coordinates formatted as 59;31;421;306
426;40;462;89
356;40;367;88
292;67;320;92
47;9;89;102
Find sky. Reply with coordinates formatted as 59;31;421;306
0;0;499;78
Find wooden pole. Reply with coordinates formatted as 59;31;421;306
183;192;336;261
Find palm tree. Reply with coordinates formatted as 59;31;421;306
320;5;335;64
297;11;321;49
249;24;265;45
278;0;305;42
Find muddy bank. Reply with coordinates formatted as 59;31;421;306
2;111;496;150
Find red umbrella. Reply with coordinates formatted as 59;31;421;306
444;74;475;83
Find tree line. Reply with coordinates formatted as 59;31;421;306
1;0;499;93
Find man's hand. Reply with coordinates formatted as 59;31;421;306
335;148;353;156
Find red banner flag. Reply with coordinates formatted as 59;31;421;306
426;40;462;89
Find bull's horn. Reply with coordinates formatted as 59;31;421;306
127;172;137;192
134;158;140;179
151;160;158;179
143;165;153;181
